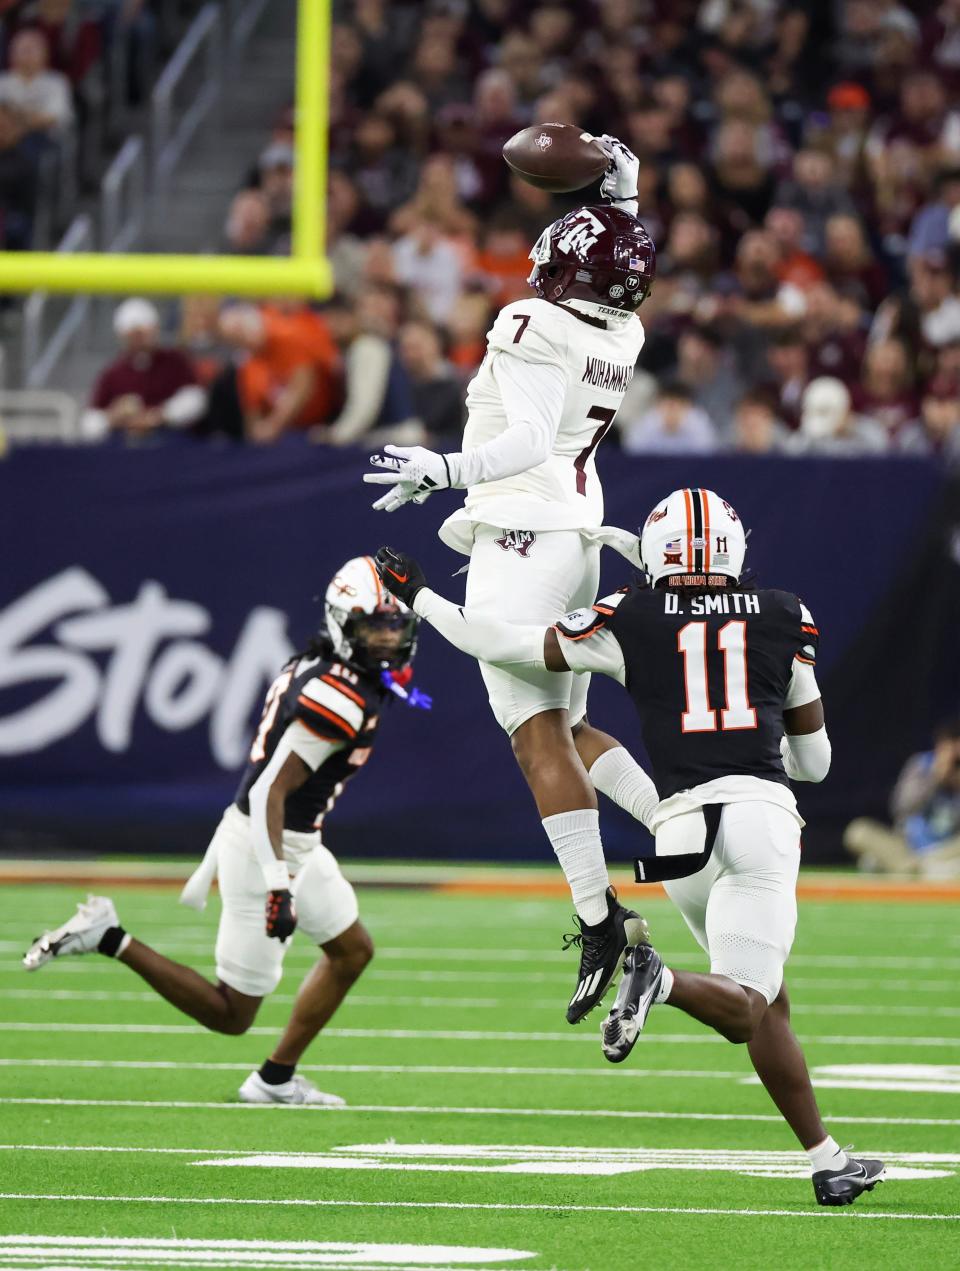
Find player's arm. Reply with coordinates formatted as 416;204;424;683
375;548;624;680
780;604;830;782
247;720;345;939
363;315;567;512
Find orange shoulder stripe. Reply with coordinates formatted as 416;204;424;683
321;673;366;707
795;654;815;665
297;695;358;738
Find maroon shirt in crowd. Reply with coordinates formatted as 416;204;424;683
91;349;198;410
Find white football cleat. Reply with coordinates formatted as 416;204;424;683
238;1070;346;1107
22;894;119;971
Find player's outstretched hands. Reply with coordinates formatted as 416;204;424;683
265;888;297;941
375;546;428;608
597;134;639;203
364;444;452;513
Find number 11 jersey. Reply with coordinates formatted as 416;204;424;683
556;584;820;802
439;298;645;554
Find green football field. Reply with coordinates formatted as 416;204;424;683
1;874;958;1270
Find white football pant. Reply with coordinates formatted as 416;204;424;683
212;804;359;997
661;800;801;1004
465;525;600;735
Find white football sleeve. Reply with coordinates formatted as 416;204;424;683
780;727;831;782
784;659;820;709
246;723;342;890
413;589;547;668
446;355;567;488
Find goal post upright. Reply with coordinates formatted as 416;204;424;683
0;0;332;298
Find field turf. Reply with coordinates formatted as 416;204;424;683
0;873;958;1270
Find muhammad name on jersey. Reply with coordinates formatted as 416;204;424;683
557;585;819;800
235;653;385;832
581;356;633;393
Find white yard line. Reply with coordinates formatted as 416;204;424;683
0;1059;743;1080
0;1191;953;1223
3;963;958;993
0;1097;956;1127
6;942;960;969
0;1022;956;1047
2;987;956;1018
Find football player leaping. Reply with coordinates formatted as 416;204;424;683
23;556;428;1107
365;137;660;1024
373;492;885;1209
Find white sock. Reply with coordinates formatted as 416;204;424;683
655;965;674;1004
589;747;659;830
542;808;610;925
807;1135;849;1174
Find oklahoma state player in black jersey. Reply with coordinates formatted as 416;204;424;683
24;555;425;1109
375;489;884;1208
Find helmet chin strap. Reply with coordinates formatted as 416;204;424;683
558;297;634;323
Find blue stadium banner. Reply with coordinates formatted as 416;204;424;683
0;441;949;862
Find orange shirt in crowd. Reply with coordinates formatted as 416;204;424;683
238;306;342;427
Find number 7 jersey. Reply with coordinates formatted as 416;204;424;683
440;298;645;552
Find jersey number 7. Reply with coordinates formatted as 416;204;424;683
678;620;758;733
574;406;617;495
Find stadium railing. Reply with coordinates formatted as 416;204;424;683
22;214;94;389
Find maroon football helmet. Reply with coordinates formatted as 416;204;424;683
527;204;656;313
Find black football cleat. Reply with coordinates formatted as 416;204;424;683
563;888;649;1025
813;1155;886;1206
600;942;664;1063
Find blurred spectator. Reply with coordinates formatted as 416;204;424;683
446;291;494;376
764;326;811;427
177;295;226;387
0;27;72;140
255;142;294;242
790;377;887;455
475;216;532;308
898;374;960;464
392;213;465;323
730;390;791;455
907;166;960;261
224;189;272;255
83;300;205;440
0;102;36;248
398;319;466;442
845;718;960;878
351;112;417;232
709;120;777;245
853;339;918;437
390;153;477;238
775;149;855;253
10;0;102;88
765;205;823;289
621;381;719;456
211;303;341;443
311;289;420;448
673;325;744;438
822;213;888;310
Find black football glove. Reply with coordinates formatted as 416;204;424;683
375;546;428;608
265;889;297;941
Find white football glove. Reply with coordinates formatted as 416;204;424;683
364;444;453;513
597;134;639;205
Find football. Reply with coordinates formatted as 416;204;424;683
502;122;609;193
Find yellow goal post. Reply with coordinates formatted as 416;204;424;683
0;0;331;297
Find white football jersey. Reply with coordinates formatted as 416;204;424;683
439;298;645;552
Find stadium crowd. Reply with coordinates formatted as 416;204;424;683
47;2;960;458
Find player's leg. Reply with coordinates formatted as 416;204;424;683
465;529;648;1020
267;921;373;1066
239;844;368;1106
124;805;275;1033
572;720;660;831
748;979;884;1205
747;980;825;1148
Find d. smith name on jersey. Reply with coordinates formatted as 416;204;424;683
581;356;633;392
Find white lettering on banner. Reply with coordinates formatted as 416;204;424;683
0;568;293;767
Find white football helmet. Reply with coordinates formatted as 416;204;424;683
324;555;417;670
639;488;746;586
